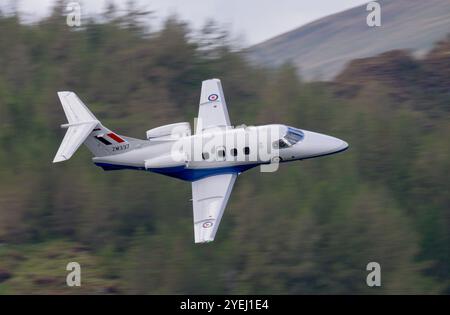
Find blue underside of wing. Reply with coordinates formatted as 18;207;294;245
94;162;259;181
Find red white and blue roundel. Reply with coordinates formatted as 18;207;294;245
208;94;219;102
202;221;213;228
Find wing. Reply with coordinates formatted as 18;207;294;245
192;173;237;243
195;78;231;134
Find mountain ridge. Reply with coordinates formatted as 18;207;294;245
245;0;450;80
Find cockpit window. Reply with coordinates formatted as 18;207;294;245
272;128;304;149
273;139;290;149
285;129;304;145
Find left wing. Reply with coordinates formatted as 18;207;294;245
195;78;231;134
192;173;237;243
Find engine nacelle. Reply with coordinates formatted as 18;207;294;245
146;122;191;141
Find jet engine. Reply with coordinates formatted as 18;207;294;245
146;122;191;141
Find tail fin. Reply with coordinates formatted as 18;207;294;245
53;92;135;163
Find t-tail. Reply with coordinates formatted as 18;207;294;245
53;92;137;163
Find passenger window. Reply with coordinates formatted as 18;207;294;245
230;148;238;156
244;147;250;155
202;152;209;160
217;149;225;158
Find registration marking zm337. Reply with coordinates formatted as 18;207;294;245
112;144;129;152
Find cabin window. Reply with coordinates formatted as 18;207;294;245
244;147;250;155
230;148;238;156
217;149;225;158
202;152;209;160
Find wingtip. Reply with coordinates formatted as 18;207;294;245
57;91;73;97
202;78;221;83
52;155;67;163
194;233;215;244
195;239;214;244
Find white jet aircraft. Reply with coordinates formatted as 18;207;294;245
53;79;348;243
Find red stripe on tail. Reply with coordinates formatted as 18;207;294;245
107;133;125;143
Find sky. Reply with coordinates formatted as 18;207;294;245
10;0;370;46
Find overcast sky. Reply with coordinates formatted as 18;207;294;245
12;0;370;45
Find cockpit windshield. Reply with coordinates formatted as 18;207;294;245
273;127;304;149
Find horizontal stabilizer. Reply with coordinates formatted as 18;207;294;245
53;91;100;163
53;121;98;162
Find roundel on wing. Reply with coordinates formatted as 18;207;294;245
208;94;218;102
202;221;213;228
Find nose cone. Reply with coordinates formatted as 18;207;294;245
332;138;349;153
300;131;349;158
319;136;348;155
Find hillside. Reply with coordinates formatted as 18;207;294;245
245;0;450;80
333;35;450;112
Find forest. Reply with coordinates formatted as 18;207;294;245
0;3;448;294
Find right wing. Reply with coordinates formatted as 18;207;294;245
195;79;231;134
192;173;237;243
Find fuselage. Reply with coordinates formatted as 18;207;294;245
93;124;348;181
